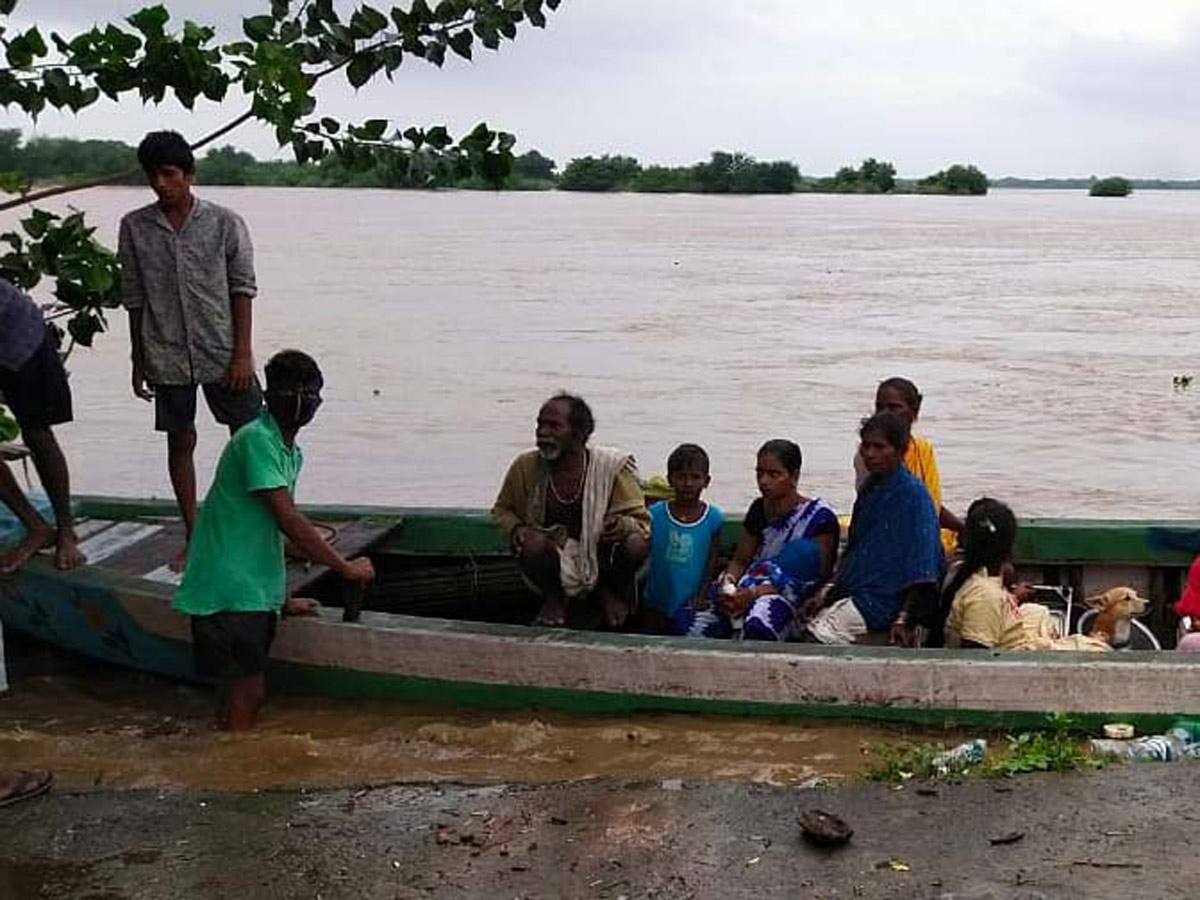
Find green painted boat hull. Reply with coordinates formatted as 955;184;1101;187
1;496;1197;729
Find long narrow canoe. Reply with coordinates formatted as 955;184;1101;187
2;495;1199;731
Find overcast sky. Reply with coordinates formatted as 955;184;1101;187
14;0;1200;177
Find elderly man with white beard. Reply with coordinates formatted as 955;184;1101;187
492;393;650;629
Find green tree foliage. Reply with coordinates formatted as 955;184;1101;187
916;163;989;195
810;157;897;193
1089;176;1132;197
512;148;556;181
859;157;896;193
560;151;799;194
558;155;641;192
0;0;563;350
692;151;797;194
0;129;140;182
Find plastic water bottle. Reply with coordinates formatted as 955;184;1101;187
1126;736;1176;762
1087;739;1133;759
932;740;987;774
721;578;745;636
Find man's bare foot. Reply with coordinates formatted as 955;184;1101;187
533;597;567;627
0;522;55;574
54;529;86;571
169;542;189;574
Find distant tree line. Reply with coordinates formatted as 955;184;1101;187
1088;176;1132;197
559;152;801;194
1;130;994;196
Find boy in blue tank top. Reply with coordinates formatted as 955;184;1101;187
642;444;724;634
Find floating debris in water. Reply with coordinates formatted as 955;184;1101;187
1174;374;1194;392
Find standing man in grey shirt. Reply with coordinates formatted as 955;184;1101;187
0;279;85;572
118;131;262;571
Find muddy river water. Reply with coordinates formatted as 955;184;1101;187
0;637;955;790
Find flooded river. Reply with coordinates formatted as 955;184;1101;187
34;186;1200;518
3;187;1196;791
0;636;952;790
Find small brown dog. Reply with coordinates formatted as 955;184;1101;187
1084;587;1149;646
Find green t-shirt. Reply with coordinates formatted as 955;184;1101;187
174;411;303;616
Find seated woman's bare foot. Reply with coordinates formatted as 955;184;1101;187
54;529;86;570
169;543;189;574
602;591;631;628
0;522;56;574
533;597;567;627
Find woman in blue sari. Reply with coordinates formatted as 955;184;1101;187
804;412;942;645
680;439;839;640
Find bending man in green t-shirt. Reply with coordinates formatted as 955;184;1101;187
174;349;374;730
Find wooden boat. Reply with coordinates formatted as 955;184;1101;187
2;494;1199;730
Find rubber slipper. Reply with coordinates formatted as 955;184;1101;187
0;769;53;809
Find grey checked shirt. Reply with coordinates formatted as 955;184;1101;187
118;197;257;385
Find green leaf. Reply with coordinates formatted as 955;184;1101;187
356;118;388;141
0;405;19;443
271;0;291;20
447;30;472;60
349;6;389;39
127;5;170;37
22;209;57;239
320;117;341;134
244;15;276;41
0;1;18;17
425;125;451;149
67;309;105;348
346;53;378;88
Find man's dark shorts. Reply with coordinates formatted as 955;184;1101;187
191;611;277;681
154;379;263;434
0;327;72;430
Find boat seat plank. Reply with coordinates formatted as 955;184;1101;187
76;515;401;592
78;520;164;567
287;517;403;595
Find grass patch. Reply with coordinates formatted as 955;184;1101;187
985;729;1103;777
860;716;1103;782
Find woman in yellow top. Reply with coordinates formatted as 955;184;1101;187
855;377;963;552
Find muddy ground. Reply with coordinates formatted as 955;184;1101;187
2;766;1197;899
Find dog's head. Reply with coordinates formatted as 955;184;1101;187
1085;586;1149;618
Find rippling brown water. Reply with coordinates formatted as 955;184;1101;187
39;186;1200;518
0;640;956;790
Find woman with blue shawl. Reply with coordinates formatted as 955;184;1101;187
804;412;943;646
680;439;839;640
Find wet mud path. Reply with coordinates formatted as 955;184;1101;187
2;767;1198;899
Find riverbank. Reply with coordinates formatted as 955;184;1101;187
3;766;1197;898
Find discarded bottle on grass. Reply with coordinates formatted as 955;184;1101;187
1127;737;1174;761
1088;739;1133;759
1089;729;1196;762
932;739;987;774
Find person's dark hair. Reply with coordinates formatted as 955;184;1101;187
548;392;594;444
942;498;1018;608
878;376;923;415
668;443;709;475
859;411;910;455
757;438;802;477
265;349;323;394
137;130;195;175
